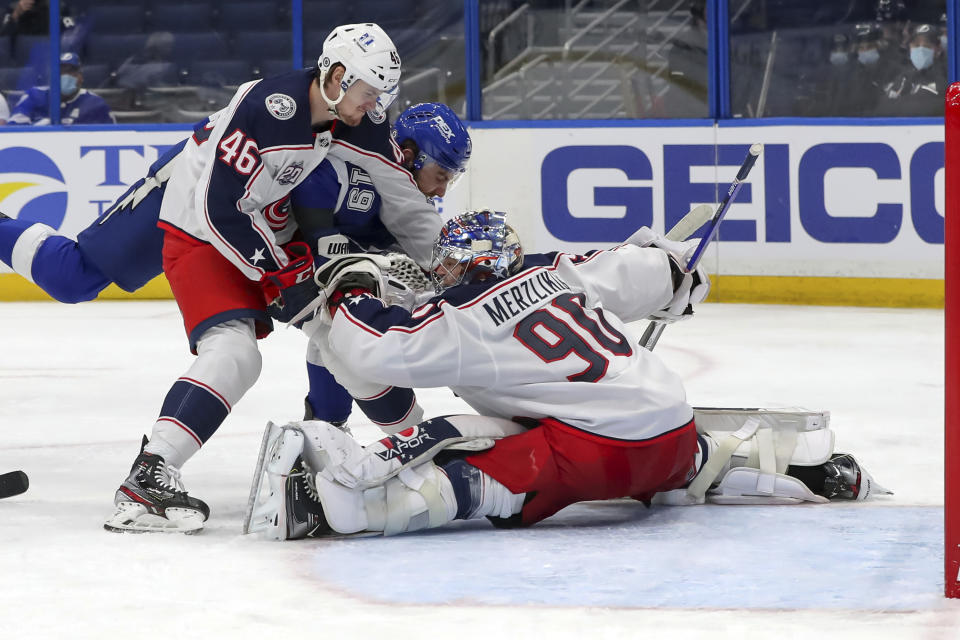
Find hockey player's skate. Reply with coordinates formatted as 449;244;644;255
244;421;311;539
243;421;370;540
104;451;209;533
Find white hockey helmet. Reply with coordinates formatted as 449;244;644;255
317;23;402;124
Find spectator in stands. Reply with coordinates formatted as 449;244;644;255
808;33;855;116
879;23;946;117
115;31;177;90
0;0;72;36
0;92;8;124
8;52;114;125
845;23;889;116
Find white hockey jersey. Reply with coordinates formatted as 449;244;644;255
158;69;441;281
327;244;695;441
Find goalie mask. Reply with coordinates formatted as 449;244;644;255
431;210;524;292
317;23;401;124
392;102;472;189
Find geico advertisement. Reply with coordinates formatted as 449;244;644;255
0;124;945;280
466;124;944;279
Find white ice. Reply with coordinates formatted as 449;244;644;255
1;300;957;639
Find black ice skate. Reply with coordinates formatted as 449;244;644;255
283;456;334;540
804;453;893;501
104;451;210;533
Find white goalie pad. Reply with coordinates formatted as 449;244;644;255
677;407;837;505
694;406;834;469
709;467;829;505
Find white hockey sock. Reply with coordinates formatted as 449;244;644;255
144;428;200;469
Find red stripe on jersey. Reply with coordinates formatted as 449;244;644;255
156;417;203;446
356;385;394;401
179;376;232;411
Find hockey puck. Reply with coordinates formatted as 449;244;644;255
0;470;29;498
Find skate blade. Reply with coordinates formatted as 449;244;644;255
242;421;283;534
243;423;305;538
104;502;205;534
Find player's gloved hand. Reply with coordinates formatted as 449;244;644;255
261;242;319;327
314;253;392;314
628;227;711;323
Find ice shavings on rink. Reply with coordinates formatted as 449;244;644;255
309;503;943;610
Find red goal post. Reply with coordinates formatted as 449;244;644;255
946;82;960;599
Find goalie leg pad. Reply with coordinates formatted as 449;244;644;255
300;415;525;490
684;408;836;505
315;462;457;536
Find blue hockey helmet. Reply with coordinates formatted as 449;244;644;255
392;102;472;186
431;209;523;291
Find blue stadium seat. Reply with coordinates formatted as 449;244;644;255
0;66;26;91
303;1;353;27
80;63;110;88
219;2;280;32
354;0;418;28
187;60;252;87
255;58;297;79
85;34;148;66
231;31;291;64
13;35;48;65
148;4;215;33
85;5;147;34
171;33;230;65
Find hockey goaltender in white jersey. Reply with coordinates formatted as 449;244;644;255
244;210;891;540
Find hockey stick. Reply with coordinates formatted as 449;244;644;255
0;470;29;499
640;143;764;351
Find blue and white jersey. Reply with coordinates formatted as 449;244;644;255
158;69;331;280
328;116;442;267
9;87;114;125
325;244;693;441
158;68;442;281
76;140;187;291
291;156;400;259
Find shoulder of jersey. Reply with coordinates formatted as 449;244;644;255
332;115;396;161
236;69;315;149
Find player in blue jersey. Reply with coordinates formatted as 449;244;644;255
8;52;114;125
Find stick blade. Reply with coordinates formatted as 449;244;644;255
0;470;29;499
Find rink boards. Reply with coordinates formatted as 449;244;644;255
0;121;944;306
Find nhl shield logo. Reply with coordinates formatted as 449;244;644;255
265;93;297;120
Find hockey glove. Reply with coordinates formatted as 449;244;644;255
314;253;392;314
628;227;711;323
261;242;319;326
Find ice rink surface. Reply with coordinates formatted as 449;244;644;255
1;300;957;639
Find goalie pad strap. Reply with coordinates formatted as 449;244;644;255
686;418;760;500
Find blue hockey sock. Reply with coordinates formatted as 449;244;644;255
305;361;353;423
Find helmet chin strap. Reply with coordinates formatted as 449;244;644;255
317;65;348;118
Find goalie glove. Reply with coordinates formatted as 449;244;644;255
381;252;432;310
261;242;319;327
314;253;392;314
627;226;711;323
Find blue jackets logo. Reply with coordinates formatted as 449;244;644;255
0;147;68;228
